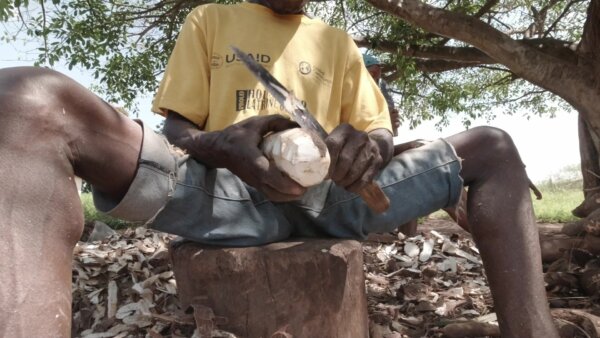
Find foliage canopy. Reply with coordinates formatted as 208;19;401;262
0;0;589;126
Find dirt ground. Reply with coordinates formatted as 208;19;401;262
363;218;597;338
419;217;563;237
71;218;599;338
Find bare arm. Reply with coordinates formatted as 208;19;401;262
163;111;225;168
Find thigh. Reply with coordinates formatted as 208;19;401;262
287;139;464;238
150;161;296;246
103;131;294;246
91;124;296;247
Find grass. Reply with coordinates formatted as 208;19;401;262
428;178;584;224
532;179;583;223
81;193;133;229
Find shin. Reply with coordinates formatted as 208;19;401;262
446;127;558;338
0;67;142;336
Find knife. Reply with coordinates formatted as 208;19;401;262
232;46;390;213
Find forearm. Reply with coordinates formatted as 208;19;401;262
162;111;226;168
369;128;394;167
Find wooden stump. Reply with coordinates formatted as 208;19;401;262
170;239;368;338
552;309;600;338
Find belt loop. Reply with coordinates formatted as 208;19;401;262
168;171;176;198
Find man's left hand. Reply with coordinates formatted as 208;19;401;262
325;123;384;193
390;108;401;132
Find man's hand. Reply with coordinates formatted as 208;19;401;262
210;115;307;201
164;113;306;202
390;108;400;134
326;124;390;193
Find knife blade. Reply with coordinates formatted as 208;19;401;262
232;46;390;213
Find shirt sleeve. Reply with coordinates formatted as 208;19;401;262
152;7;210;128
340;36;392;134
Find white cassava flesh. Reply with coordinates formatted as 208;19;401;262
261;128;330;187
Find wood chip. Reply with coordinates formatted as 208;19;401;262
107;281;118;319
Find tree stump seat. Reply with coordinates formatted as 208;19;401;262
169;239;369;338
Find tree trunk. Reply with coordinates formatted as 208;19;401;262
577;0;600;206
579;114;600;198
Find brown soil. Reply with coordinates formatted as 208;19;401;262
418;217;564;238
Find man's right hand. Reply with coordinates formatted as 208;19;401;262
164;113;307;202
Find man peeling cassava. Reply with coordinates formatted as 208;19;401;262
0;0;559;337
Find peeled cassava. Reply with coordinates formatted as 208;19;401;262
261;128;330;187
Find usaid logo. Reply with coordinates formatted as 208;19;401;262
299;61;312;75
225;53;271;64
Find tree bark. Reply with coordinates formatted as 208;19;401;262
354;37;578;65
576;0;600;206
578;0;600;77
578;114;600;199
169;239;369;338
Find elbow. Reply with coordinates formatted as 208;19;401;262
162;111;197;151
163;118;180;145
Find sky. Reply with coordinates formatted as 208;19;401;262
0;38;581;183
396;112;580;183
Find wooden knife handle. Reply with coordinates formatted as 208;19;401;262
358;181;390;214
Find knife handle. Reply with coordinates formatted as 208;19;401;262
358;181;390;214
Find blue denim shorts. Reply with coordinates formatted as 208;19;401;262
94;123;463;246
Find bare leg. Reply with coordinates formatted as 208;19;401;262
446;127;558;338
0;67;142;336
398;219;418;236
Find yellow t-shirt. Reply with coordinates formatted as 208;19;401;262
152;2;391;134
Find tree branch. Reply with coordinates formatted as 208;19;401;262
363;0;598;125
542;0;583;38
577;0;600;75
488;89;547;106
38;0;50;65
413;59;484;73
355;36;579;64
431;0;499;46
473;0;499;18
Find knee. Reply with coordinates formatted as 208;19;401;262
0;68;83;157
451;126;527;183
0;67;95;136
470;126;519;159
0;67;71;118
0;67;66;95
